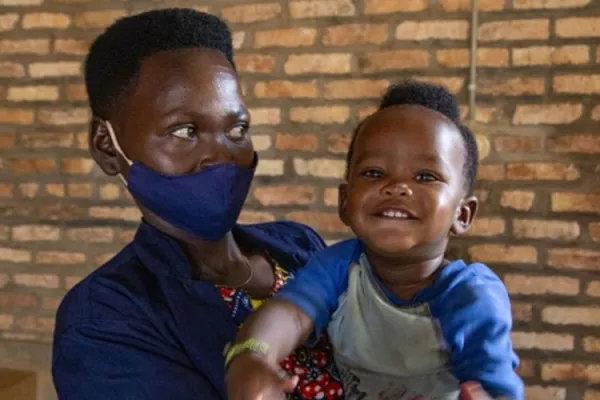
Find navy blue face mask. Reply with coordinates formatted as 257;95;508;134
106;121;256;242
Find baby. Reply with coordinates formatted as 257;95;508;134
226;81;524;400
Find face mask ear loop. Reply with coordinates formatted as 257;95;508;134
105;120;132;187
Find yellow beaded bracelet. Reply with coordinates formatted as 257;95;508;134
224;339;270;369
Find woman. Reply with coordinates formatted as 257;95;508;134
52;8;498;400
52;9;342;400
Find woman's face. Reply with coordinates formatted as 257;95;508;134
94;47;254;178
90;47;254;241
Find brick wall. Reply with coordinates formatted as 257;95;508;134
0;0;598;398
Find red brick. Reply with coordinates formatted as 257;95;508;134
556;17;600;38
7;85;59;102
507;163;579;181
513;103;583;125
14;273;58;288
479;19;549;41
592;105;600;121
66;84;87;101
517;360;536;378
61;158;94;175
74;10;126;29
328;134;351;154
28;61;80;78
12;225;59;241
0;293;37;309
285;211;348;233
525;386;566;400
554;74;600;94
584;337;600;352
0;39;49;54
468;244;537;264
477;164;505;181
323;24;388;46
68;183;93;198
38;108;89;126
36;251;85;264
238;211;276;224
256;160;284;176
255;80;317;98
284;53;352;75
290;106;349;124
505;275;579;296
586;390;600;400
67;227;114;243
324;188;339;207
0;108;34;125
17;316;54;332
513;219;580;240
478;77;545;96
0;135;15;149
494;136;540;152
89;206;141;222
22;12;71;29
590;223;600;242
437;48;509;68
275;133;318;152
254;185;316;206
324;79;389;99
45;184;64;197
364;0;428;14
543;307;600;327
548;248;600;271
0;62;25;78
99;184;120;200
359;50;430;73
396;20;469;41
10;158;55;174
21;133;74;148
552;193;600;213
0;315;13;330
440;0;505;11
293;158;346;179
512;302;533;322
53;38;91;55
249;108;280;125
466;217;505;237
222;3;281;23
0;247;31;263
512;45;590;66
515;0;590;8
42;296;62;311
0;184;13;199
290;0;356;19
0;13;18;31
0;0;42;3
512;332;574;351
548;134;600;154
254;28;316;48
19;183;38;199
234;54;275;73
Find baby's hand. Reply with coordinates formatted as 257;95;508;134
226;352;299;400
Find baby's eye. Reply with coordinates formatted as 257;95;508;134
226;125;248;141
415;172;438;182
362;169;383;179
170;126;196;140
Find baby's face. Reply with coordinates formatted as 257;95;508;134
340;105;475;261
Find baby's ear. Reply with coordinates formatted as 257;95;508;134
450;196;479;235
338;183;350;227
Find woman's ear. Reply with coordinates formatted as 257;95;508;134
338;183;350;227
450;196;479;235
89;116;121;176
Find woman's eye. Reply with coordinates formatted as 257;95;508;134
170;126;196;140
415;172;437;182
362;169;383;179
226;125;247;141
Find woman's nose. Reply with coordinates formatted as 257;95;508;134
383;182;413;197
195;134;236;170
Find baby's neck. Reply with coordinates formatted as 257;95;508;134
364;250;446;302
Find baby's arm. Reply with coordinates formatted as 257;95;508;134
433;266;524;400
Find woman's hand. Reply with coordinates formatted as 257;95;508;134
226;352;298;400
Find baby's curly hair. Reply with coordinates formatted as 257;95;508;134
345;80;479;194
